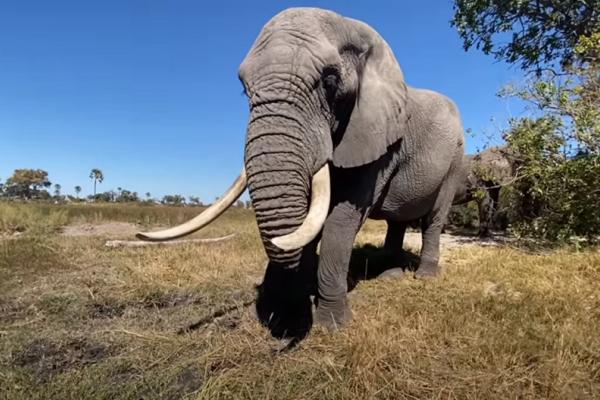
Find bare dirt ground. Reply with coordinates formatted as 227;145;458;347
403;231;509;252
60;222;140;237
58;221;508;252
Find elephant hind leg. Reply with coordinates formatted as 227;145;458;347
415;188;455;280
377;221;408;279
415;214;444;279
383;220;407;255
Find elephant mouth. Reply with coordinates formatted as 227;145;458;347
136;164;331;252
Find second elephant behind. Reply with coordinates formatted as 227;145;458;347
453;146;514;236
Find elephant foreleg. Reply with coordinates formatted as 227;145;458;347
315;201;364;330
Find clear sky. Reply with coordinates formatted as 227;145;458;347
1;1;524;201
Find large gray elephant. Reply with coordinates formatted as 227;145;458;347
138;8;465;339
453;147;513;236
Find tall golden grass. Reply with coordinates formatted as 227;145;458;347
0;203;598;399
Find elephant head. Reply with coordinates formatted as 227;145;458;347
137;8;409;338
453;146;515;236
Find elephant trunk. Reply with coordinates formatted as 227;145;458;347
245;109;328;264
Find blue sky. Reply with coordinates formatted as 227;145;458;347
1;1;524;201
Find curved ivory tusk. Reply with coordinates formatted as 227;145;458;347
271;164;330;251
136;169;247;241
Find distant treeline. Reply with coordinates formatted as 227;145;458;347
0;168;250;208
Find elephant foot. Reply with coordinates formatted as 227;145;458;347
414;263;441;280
255;289;312;340
314;298;352;331
378;267;406;279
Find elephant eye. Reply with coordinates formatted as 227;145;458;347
322;67;340;100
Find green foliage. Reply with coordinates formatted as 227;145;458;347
188;196;202;205
472;163;497;183
454;0;600;242
4;169;52;200
161;194;186;206
448;202;480;229
115;189;139;203
504;119;600;241
88;169;103;183
89;168;104;197
500;33;600;242
452;0;600;72
53;184;62;198
88;191;115;202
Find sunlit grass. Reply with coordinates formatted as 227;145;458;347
0;204;598;399
0;202;68;236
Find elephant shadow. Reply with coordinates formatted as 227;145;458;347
347;244;421;292
255;244;421;348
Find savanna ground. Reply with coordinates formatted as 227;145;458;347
0;202;599;399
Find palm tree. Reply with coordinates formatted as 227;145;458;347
53;184;61;197
74;185;82;199
89;169;104;198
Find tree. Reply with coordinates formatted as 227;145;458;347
5;169;51;199
89;169;104;198
116;189;139;202
161;194;185;206
452;0;600;72
188;196;202;206
88;191;113;202
500;37;600;241
53;184;62;198
453;2;600;242
74;185;82;199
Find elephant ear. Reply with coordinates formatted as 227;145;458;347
332;23;409;168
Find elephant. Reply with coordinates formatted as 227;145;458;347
137;8;466;339
452;146;514;237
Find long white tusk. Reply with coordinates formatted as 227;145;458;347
136;169;247;241
271;164;330;251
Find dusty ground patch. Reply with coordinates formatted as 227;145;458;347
13;337;114;383
61;222;140;237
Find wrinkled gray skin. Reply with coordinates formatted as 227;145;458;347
453;147;513;237
240;8;465;338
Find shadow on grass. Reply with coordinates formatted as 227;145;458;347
260;244;422;350
178;244;422;349
347;244;421;292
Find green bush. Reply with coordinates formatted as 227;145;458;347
447;203;479;229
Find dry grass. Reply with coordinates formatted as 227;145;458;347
0;202;251;234
0;202;69;236
1;204;599;399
